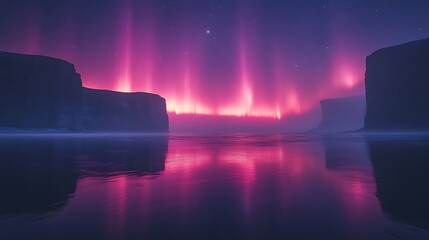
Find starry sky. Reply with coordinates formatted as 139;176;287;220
1;0;429;121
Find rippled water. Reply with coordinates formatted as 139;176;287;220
0;133;428;240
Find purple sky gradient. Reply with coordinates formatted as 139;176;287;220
1;0;428;124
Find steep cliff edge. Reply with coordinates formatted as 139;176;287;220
317;95;365;132
0;51;82;130
0;51;168;132
82;88;168;132
364;38;429;130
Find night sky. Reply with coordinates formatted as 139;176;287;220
1;0;429;120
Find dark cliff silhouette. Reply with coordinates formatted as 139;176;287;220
83;88;168;132
0;51;169;132
317;95;365;132
0;136;168;216
368;140;429;230
364;38;429;130
0;51;82;130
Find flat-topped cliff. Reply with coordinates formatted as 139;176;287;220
83;88;168;132
364;38;429;130
0;51;82;130
317;95;365;132
0;51;168;132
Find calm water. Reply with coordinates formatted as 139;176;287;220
0;133;429;240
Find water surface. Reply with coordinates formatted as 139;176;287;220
0;133;428;240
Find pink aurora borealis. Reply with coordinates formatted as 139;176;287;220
1;0;428;129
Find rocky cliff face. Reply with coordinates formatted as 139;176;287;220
317;95;365;132
82;88;169;132
0;51;83;130
0;51;169;132
364;38;429;130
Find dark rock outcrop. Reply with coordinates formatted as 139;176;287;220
0;51;82;130
317;95;365;132
0;51;169;132
82;88;169;132
364;38;429;130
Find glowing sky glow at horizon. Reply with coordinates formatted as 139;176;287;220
1;0;429;119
